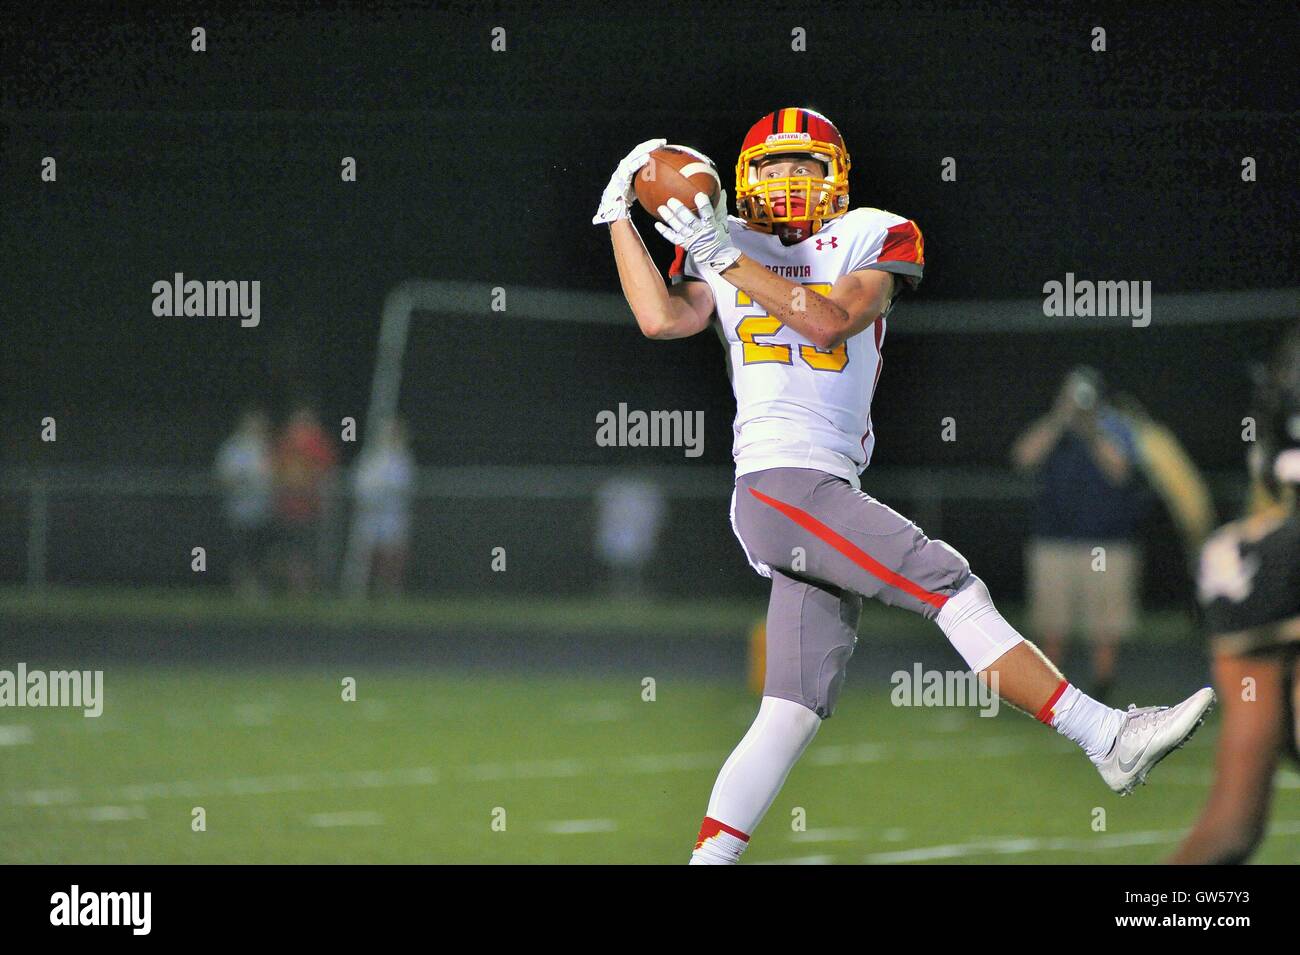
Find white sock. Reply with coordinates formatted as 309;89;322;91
689;820;749;865
1050;684;1123;762
689;695;821;865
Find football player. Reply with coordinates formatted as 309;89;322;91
593;108;1215;864
1169;324;1300;864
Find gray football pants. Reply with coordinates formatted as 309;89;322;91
731;467;972;718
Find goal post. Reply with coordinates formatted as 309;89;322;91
340;279;1298;595
340;280;646;596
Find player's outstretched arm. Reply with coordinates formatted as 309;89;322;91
608;220;714;339
594;142;715;340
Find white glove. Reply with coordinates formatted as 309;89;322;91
592;138;667;225
653;190;741;272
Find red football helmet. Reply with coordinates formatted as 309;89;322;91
735;108;851;240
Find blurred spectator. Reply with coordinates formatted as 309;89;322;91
594;475;666;597
352;418;416;596
1012;367;1144;702
215;408;273;597
273;401;338;594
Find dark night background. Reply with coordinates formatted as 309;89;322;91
1;1;1296;599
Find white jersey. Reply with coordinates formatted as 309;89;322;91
670;207;925;487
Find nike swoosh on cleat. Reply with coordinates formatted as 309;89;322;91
1117;746;1147;774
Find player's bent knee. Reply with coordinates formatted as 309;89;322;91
903;538;970;620
759;696;826;732
764;688;837;722
765;580;860;719
765;636;856;720
769;638;857;720
763;693;824;726
934;575;1025;672
815;643;855;718
812;593;860;718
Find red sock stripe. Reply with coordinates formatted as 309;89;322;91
748;487;950;611
694;816;750;849
1035;679;1070;724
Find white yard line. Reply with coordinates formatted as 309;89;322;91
862;820;1300;863
806;743;887;765
754;854;835;865
789;827;866;843
75;805;148;823
306;811;385;828
459;758;588;781
1137;766;1300;789
616;751;727;773
7;766;439;807
540;818;618;834
0;726;33;746
0;732;1250;813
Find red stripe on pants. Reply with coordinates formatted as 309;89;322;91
747;486;950;611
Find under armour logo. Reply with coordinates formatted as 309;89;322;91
815;236;839;250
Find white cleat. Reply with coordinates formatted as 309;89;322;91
1096;687;1216;795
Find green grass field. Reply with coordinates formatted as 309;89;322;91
4;666;1298;864
0;584;1204;642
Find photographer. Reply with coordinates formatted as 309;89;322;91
1012;367;1143;702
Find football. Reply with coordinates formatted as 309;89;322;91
634;145;722;222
